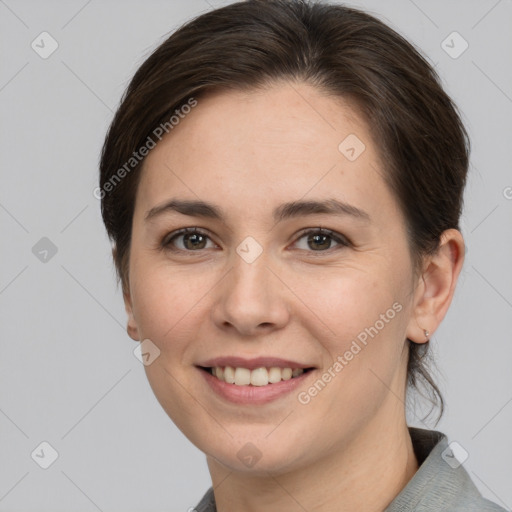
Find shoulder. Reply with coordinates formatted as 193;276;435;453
446;496;508;511
455;500;508;511
385;428;508;512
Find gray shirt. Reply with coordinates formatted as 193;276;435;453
194;428;507;511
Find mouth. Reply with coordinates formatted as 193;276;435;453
199;365;315;386
196;357;316;404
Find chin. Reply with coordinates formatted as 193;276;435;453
206;443;305;476
188;423;316;477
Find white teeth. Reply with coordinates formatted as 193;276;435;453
223;366;235;384
210;366;305;385
268;367;282;383
234;367;251;386
250;367;269;386
282;368;293;380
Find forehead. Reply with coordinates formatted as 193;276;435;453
135;82;398;222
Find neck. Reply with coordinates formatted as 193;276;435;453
208;412;419;512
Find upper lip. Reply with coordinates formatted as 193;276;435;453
198;357;314;370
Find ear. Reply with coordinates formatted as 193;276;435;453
406;229;465;344
123;287;141;341
113;246;140;341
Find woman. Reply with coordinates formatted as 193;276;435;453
98;0;506;510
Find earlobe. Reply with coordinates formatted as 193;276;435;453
406;229;465;344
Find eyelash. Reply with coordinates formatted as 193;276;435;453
160;227;350;255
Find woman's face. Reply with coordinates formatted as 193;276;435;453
124;82;423;473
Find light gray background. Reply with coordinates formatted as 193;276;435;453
0;0;511;511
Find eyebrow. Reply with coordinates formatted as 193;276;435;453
144;198;371;224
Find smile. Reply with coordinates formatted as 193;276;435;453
197;358;315;404
207;366;308;386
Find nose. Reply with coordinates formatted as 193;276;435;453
211;251;291;337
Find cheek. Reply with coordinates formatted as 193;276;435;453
130;263;215;425
129;260;214;353
292;267;404;348
290;265;410;405
292;272;408;416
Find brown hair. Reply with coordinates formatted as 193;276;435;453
99;0;470;421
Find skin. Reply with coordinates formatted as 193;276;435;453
122;81;465;511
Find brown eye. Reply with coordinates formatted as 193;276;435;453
293;228;349;252
181;232;208;250
307;233;333;250
162;228;215;251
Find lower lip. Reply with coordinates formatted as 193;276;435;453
199;368;313;405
